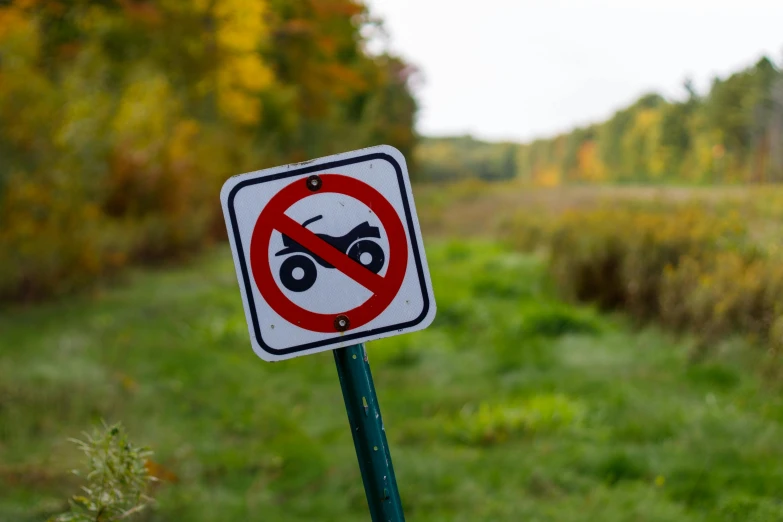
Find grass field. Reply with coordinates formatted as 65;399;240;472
415;182;777;239
3;237;783;521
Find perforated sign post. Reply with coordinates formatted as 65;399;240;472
221;145;436;521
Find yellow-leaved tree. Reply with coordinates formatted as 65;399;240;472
0;0;418;302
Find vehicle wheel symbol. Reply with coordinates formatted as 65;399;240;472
348;240;385;274
280;255;317;292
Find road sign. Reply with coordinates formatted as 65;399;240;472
221;145;436;361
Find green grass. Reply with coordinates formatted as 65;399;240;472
2;240;783;521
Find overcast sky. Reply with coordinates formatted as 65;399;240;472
367;0;783;142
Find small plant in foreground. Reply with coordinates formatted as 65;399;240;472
51;422;155;522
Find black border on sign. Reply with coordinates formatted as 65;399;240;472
226;152;430;356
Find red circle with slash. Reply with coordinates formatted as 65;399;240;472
249;174;408;333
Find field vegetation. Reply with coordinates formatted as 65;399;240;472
4;239;783;521
500;188;783;359
3;4;783;521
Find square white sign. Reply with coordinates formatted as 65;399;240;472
220;145;437;361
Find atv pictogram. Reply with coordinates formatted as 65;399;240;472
275;215;385;292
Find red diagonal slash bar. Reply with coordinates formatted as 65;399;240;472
275;214;386;294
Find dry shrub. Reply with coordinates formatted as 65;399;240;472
509;201;783;351
661;252;783;351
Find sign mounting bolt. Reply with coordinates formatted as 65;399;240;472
306;175;322;192
334;314;350;332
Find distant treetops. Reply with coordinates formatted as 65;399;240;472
518;57;783;185
416;57;783;185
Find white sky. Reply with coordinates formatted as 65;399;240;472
367;0;783;142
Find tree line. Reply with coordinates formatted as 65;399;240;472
416;55;783;185
415;136;518;182
519;56;783;185
0;0;417;301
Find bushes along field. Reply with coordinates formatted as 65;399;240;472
507;197;783;354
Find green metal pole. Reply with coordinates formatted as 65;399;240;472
334;343;406;522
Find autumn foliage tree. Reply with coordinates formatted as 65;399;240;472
0;0;418;302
